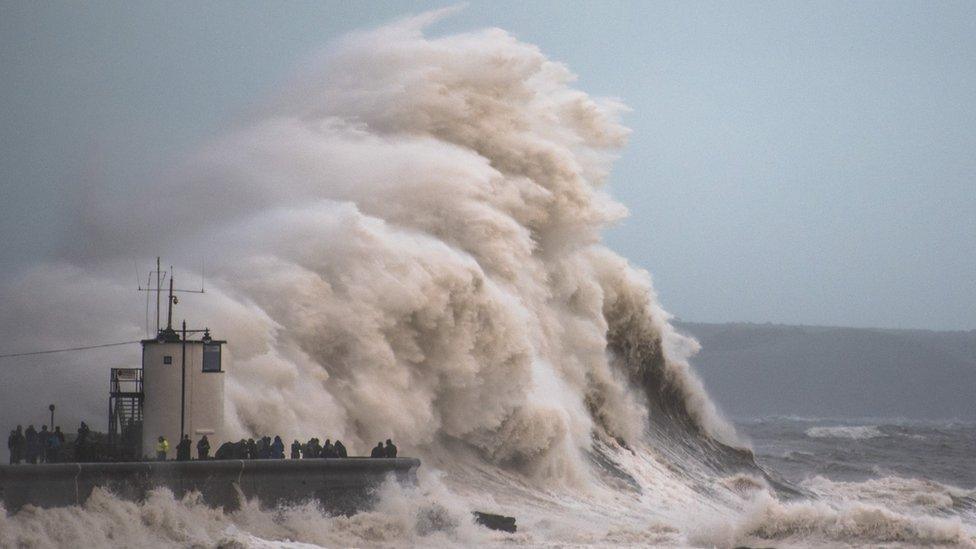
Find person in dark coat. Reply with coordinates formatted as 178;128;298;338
14;426;25;464
176;435;191;461
256;436;270;459
214;441;236;460
271;436;285;459
333;439;347;458
24;425;39;464
197;435;211;460
246;438;257;459
8;427;24;464
75;422;91;463
321;439;335;458
290;440;302;459
370;442;385;458
384;439;397;458
305;438;321;459
38;426;51;463
7;430;15;464
52;427;65;462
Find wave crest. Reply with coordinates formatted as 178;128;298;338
806;426;885;440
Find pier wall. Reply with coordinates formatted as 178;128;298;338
0;458;419;514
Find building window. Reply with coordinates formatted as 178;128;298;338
202;344;221;372
163;355;172;365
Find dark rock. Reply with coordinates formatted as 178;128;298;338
473;511;517;533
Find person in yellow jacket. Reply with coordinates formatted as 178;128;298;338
155;436;169;461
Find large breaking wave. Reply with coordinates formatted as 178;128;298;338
1;9;973;548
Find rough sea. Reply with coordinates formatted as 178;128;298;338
742;417;975;491
3;416;972;548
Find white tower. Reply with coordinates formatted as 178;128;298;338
137;261;226;459
141;327;225;458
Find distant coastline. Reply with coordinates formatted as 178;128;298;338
674;320;976;421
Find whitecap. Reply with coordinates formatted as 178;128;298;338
805;425;885;440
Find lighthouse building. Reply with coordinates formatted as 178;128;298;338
140;328;225;458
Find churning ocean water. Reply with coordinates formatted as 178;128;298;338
741;417;976;490
3;417;972;548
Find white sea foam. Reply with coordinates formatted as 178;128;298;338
802;475;976;515
0;473;489;549
719;491;975;548
805;425;886;439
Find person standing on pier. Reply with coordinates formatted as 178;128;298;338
256;437;270;459
38;426;50;463
45;429;61;463
384;439;397;458
197;435;210;460
370;442;385;458
290;440;301;459
155;436;169;461
25;425;39;464
305;438;321;458
334;439;347;458
53;427;65;462
176;435;191;461
75;422;90;463
7;426;24;464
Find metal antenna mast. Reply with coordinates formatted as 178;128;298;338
138;258;205;336
166;274;175;331
136;257;166;335
156;257;162;334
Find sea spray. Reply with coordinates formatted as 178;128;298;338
3;7;734;475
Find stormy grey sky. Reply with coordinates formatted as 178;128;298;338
1;1;974;331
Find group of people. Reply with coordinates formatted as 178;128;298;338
7;421;97;464
153;434;398;461
6;424;84;464
9;421;401;463
154;433;214;461
371;439;398;458
289;437;348;459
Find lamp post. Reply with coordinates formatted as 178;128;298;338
48;404;55;430
180;320;186;441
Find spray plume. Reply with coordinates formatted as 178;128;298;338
0;7;734;481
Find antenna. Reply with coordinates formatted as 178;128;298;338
137;257;205;336
136;257;165;334
166;272;175;331
157;257;162;334
144;270;152;338
135;259;149;337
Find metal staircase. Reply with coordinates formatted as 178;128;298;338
109;368;144;459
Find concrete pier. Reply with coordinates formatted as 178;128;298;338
0;458;419;514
